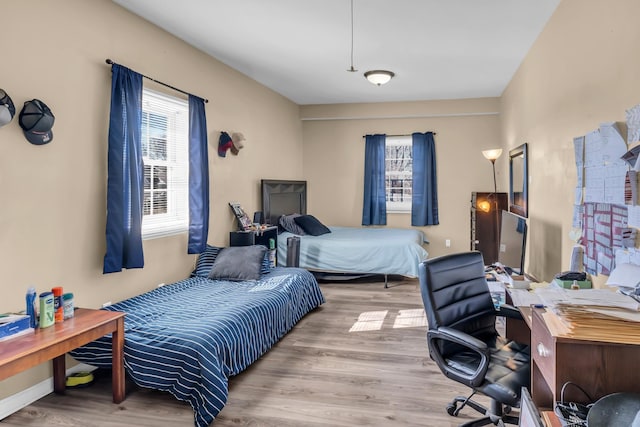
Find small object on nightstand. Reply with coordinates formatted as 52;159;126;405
229;202;253;231
268;238;276;268
230;226;278;268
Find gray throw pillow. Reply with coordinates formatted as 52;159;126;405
193;245;271;277
207;245;267;281
278;214;307;235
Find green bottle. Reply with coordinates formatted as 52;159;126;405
39;292;55;328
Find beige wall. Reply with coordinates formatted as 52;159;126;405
4;0;638;408
302;0;640;282
501;0;640;282
0;0;303;399
300;99;502;259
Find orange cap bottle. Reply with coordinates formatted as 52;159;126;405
52;287;64;323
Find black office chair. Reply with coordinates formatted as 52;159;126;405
419;251;530;426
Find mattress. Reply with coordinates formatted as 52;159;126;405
70;267;324;427
277;226;428;277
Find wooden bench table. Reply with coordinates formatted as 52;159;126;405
0;308;125;403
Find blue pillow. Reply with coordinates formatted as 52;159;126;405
192;245;221;277
260;251;272;273
192;244;271;277
294;215;331;236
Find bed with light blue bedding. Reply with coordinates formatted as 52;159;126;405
277;226;428;277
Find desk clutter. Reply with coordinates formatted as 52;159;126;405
7;286;76;339
0;314;32;342
503;275;640;345
494;263;640;426
549;388;640;427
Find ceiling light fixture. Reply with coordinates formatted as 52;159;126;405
347;0;357;73
346;1;395;86
364;70;395;86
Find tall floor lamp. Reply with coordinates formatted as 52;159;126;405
482;148;503;263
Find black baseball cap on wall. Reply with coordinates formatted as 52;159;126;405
19;99;55;145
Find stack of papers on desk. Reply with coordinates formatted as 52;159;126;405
508;289;543;307
535;287;640;311
606;262;640;296
534;287;640;344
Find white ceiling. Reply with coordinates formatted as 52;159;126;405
113;0;560;105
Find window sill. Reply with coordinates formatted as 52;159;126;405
142;227;188;240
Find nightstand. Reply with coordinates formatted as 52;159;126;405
229;226;278;267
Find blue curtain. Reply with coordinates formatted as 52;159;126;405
187;95;209;254
411;132;439;226
362;134;387;225
103;64;145;274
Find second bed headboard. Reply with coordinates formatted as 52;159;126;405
261;179;307;226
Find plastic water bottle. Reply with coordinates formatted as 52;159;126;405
268;238;276;268
26;287;38;328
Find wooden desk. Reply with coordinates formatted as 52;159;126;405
506;305;532;345
529;307;640;408
506;304;640;409
0;308;125;403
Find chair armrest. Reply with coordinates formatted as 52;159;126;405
427;326;490;388
437;326;488;350
497;303;523;320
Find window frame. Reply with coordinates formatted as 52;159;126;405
140;88;189;239
385;135;412;213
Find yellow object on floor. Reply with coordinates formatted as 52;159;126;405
65;371;94;388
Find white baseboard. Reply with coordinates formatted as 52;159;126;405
0;363;96;421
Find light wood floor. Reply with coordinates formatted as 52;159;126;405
2;278;496;426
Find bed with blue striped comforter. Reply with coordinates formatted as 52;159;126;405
70;267;325;427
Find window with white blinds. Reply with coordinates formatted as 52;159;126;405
141;88;189;239
385;135;412;212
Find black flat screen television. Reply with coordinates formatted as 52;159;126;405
498;210;527;274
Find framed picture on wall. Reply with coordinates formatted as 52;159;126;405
229;202;252;231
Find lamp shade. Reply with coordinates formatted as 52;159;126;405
364;70;395;86
482;149;503;161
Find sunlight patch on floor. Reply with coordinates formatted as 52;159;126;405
392;308;427;329
349;308;428;332
348;310;388;332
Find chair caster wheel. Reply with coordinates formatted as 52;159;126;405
446;403;457;416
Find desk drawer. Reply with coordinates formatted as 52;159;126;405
531;310;555;391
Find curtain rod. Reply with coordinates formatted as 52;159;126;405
105;59;209;103
362;132;436;138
